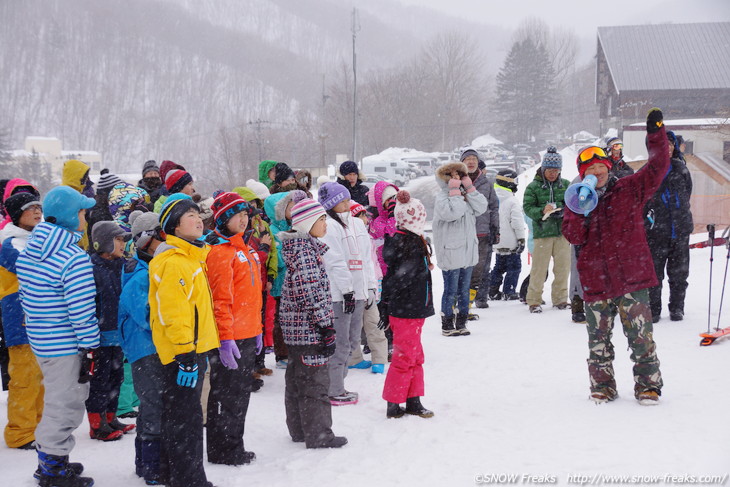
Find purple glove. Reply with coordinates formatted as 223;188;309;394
218;340;241;370
255;334;263;355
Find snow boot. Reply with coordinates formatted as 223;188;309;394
348;360;372;369
34;457;84;481
504;293;520;301
455;314;471;335
107;413;135;433
441;314;459;337
135;437;143;477
529;305;543;314
404;397;434;418
590;390;617;404
670;310;684;321
572;312;587;323
140;439;163;485
306;436;348;449
467;312;480;321
474;298;489;308
488;287;503;301
371;363;385;374
88;413;123;441
469;288;477;307
36;452;93;487
329;391;358;406
386;402;405;418
637;390;659;406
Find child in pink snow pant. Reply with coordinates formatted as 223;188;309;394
382;317;424;402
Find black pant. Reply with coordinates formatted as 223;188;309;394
206;337;256;464
0;315;9;391
132;354;165;440
648;234;690;316
284;349;335;448
159;354;208;487
471;236;494;300
85;346;124;413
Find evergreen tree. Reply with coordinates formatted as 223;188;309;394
494;38;556;143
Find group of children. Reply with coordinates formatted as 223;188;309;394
0;156;437;487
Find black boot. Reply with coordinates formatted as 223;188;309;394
405;397;434;418
441;314;458;337
386;402;405;418
454;314;470;336
36;452;93;487
140;439;163;485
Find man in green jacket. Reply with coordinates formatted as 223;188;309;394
522;147;571;313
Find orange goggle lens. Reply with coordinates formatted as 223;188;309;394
578;146;608;163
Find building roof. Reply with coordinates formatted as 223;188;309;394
598;22;730;92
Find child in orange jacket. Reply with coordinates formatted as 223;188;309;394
204;192;263;465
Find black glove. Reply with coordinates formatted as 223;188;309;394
515;239;525;254
491;232;500;245
78;348;98;384
377;301;390;331
384;199;396;218
319;325;336;358
342;292;355;314
646;108;664;134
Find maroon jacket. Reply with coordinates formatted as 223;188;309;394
563;128;670;302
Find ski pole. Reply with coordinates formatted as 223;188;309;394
707;224;715;333
716;226;730;329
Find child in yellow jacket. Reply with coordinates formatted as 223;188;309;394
149;193;219;487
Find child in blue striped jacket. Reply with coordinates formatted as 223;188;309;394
16;186;99;487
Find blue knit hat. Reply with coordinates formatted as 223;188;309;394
542;146;562;169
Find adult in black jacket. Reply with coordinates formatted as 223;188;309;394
337;160;369;206
644;131;693;322
137;160;167;210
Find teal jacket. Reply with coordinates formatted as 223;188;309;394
522;169;571;240
264;192;291;297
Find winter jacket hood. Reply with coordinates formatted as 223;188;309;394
118;256;157;363
264;191;291;235
258;160;279;189
62;160;90;192
0;223;32;251
0;178;40;230
493;185;526;252
233;186;263;208
435;162;468;187
108;183;150;231
24;221;83;263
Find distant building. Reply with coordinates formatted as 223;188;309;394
596;22;730;137
8;136;102;182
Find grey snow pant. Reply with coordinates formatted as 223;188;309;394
328;300;365;397
349;303;388;366
35;353;89;456
285;348;336;448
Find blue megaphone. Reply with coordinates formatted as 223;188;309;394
565;174;598;216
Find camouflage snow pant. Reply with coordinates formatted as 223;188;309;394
585;289;663;399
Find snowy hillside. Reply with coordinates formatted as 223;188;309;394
1;227;729;486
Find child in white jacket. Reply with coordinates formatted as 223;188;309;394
317;183;376;406
489;169;527;300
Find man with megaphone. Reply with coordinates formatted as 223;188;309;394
563;108;669;406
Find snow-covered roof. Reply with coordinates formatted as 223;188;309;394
598;22;730;92
362;147;440;163
628;118;729;127
26;136;60;141
61;150;100;156
471;134;503;147
572;130;597;141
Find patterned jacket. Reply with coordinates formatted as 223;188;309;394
16;222;100;357
279;229;333;366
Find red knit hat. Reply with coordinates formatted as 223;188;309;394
576;146;613;179
211;192;249;230
160;160;193;193
349;200;366;217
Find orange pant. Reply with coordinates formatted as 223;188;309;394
4;344;44;448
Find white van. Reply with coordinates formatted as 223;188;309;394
361;160;409;186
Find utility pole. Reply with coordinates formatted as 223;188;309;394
351;7;360;164
249;118;268;162
320;74;329;169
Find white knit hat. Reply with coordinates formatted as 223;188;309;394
246;179;271;200
291;198;326;234
394;190;427;236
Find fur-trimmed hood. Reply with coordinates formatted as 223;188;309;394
435;162;468;188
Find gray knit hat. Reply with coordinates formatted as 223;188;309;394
97;169;124;191
541;147;562;169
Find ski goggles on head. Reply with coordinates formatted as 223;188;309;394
578;146;609;164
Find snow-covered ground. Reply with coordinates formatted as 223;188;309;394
1;161;729;485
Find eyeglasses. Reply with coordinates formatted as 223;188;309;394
578;146;608;163
610;143;623;150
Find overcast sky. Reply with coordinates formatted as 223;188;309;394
397;0;730;38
